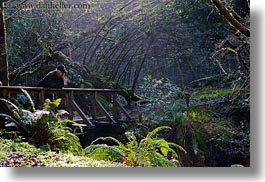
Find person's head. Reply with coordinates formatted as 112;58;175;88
56;64;67;77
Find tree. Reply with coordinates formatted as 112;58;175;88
211;0;250;37
0;0;9;86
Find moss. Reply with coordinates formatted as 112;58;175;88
0;136;126;167
193;88;234;100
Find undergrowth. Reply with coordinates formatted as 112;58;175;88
193;88;234;100
0;136;126;167
84;126;186;167
134;77;250;166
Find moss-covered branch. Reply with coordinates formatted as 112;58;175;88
211;0;250;37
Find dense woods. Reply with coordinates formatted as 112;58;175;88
0;0;250;167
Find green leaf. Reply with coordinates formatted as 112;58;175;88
152;139;169;156
147;126;172;139
176;9;183;14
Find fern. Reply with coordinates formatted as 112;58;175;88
90;136;129;152
84;126;186;167
147;126;171;139
84;144;125;161
43;98;62;111
0;97;83;153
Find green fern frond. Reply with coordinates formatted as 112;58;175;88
139;126;171;148
84;144;125;161
147;126;172;139
125;131;137;142
90;136;128;151
58;119;84;133
43;98;62;111
85;144;125;155
85;126;185;167
142;152;179;167
126;140;138;151
168;142;187;155
151;139;170;156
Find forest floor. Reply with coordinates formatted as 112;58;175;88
0;137;127;167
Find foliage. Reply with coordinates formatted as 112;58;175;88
136;77;216;165
0;136;126;167
149;103;211;158
48;117;83;155
43;98;61;111
137;76;249;166
1;0;250;167
136;75;183;118
193;88;235;100
84;126;186;167
0;91;83;154
29;98;83;154
5;0;234;89
138;75;182;102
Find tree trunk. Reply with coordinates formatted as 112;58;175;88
0;1;9;86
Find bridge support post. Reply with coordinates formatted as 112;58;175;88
38;89;44;109
92;91;97;121
65;91;74;120
112;92;119;121
1;88;8;99
0;117;5;129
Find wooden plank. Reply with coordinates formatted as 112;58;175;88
92;92;97;121
0;86;120;94
0;86;133;123
38;90;44;108
65;91;74;120
116;101;133;121
70;99;95;127
112;92;119;121
95;98;116;123
1;88;8;99
0;117;5;129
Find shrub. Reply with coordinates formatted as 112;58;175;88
0;93;83;154
84;126;186;167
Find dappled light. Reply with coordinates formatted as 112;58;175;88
0;0;249;167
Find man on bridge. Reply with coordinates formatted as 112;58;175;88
37;65;68;105
37;64;68;89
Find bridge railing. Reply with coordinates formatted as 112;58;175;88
0;86;133;128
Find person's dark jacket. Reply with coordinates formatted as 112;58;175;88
37;70;64;88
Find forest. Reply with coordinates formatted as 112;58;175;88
0;0;250;167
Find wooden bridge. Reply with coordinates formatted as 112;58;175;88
0;86;134;130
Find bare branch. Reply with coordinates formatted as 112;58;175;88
211;0;250;37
